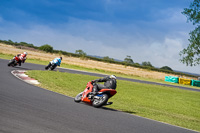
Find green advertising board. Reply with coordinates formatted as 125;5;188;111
165;76;179;83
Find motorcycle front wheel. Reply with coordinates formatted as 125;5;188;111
8;60;14;66
74;92;83;103
92;94;109;108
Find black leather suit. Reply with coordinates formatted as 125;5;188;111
92;76;117;93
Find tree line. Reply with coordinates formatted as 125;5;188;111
0;39;197;77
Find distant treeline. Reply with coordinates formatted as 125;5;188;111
0;39;197;78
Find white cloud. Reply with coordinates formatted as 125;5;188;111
0;14;199;75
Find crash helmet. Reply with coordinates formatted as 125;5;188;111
60;57;62;60
110;75;117;79
24;52;28;55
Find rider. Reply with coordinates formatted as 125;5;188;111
91;75;117;96
45;57;62;69
16;52;28;66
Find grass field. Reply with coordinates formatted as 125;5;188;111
1;52;200;90
26;70;200;132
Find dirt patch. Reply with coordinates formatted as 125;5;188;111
0;43;196;80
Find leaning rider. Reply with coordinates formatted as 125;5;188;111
91;75;117;96
45;57;62;69
16;52;28;66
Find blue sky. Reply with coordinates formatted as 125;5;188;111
0;0;199;74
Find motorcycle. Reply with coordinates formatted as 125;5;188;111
74;82;117;108
45;61;58;70
8;56;20;67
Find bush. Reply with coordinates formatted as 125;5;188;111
142;61;153;67
39;44;53;53
160;66;173;71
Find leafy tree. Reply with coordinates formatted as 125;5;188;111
75;49;87;57
180;0;200;66
160;66;173;71
19;42;34;47
7;39;14;45
134;63;141;67
103;56;114;62
142;61;153;67
124;55;134;64
39;44;53;53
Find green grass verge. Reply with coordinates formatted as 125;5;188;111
1;52;200;90
26;70;200;132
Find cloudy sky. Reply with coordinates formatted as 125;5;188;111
0;0;199;75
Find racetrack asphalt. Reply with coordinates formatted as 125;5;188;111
0;58;199;133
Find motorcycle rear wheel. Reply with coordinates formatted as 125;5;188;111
74;92;83;103
50;65;56;70
50;67;55;70
92;94;109;108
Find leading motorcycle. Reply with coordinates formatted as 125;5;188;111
74;81;117;108
8;56;20;67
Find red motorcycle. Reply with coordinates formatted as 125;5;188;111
74;82;117;108
7;56;21;67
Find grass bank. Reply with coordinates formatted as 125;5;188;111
1;53;200;90
26;70;200;132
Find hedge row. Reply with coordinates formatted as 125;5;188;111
0;39;197;78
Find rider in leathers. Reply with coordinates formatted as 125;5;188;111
45;57;62;70
16;52;27;66
91;75;117;96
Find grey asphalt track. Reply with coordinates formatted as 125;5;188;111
0;58;199;133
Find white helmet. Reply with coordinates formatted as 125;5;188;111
24;52;28;55
110;75;117;79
